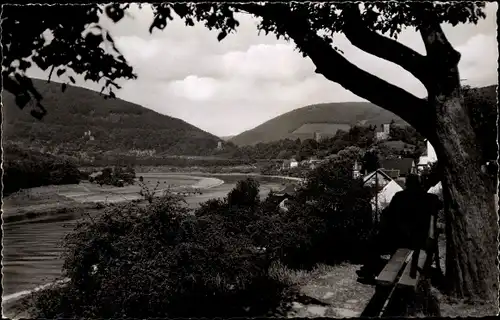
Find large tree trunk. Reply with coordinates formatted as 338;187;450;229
429;67;498;302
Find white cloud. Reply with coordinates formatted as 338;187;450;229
221;44;314;81
456;33;498;87
168;76;218;101
24;3;498;137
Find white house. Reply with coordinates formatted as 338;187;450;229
428;182;442;196
418;139;438;168
363;169;403;221
282;158;299;170
418;139;442;195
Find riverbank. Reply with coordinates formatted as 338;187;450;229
2;173;225;219
2;170;295;224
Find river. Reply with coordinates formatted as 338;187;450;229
2;173;288;313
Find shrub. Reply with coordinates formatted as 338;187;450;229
227;178;261;209
286;156;375;266
27;192;294;318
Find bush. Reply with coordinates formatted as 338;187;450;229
27;192;295;318
227;178;261;209
92;166;136;187
286;156;375;266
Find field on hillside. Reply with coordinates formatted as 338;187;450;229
289;123;352;141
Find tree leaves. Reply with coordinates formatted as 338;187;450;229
3;4;137;119
217;31;228;42
183;17;194;27
150;5;174;33
105;4;125;23
15;93;31;110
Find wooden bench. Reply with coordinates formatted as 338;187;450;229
361;216;440;317
360;248;413;317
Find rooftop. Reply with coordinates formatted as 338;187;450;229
380;158;415;175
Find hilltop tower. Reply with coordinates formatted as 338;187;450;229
375;124;390;141
383;123;390;135
314;132;321;142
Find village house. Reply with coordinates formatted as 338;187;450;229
272;184;298;212
418;139;443;195
418;139;438;171
362;169;403;222
300;156;321;169
380;158;418;179
89;171;103;182
281;158;299;170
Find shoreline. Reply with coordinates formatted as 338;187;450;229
3;172;299;224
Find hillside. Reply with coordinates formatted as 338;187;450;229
2;78;221;156
230;85;498;147
230;102;407;146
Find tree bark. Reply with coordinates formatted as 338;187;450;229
429;69;498;302
418;19;498;302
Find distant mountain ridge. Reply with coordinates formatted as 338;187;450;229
2;78;222;157
230;101;408;146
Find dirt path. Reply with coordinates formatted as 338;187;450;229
286;264;375;318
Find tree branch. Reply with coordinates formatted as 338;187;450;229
342;6;432;87
415;6;462;101
416;4;461;69
235;3;433;137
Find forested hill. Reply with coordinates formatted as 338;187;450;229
230;85;497;147
229;101;407;146
2;78;221;156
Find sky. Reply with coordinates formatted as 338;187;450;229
26;3;498;137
